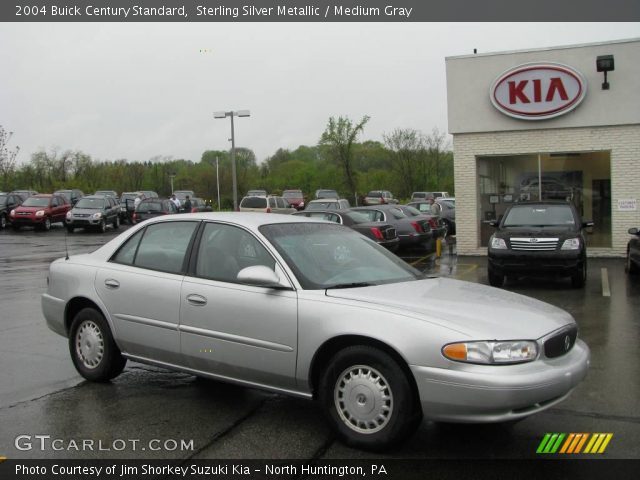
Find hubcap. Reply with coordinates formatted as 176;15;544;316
334;365;393;434
75;320;104;369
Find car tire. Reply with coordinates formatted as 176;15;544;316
98;219;106;233
67;225;75;233
0;214;7;229
69;307;127;382
626;249;638;275
488;267;504;287
12;223;20;231
319;345;421;451
113;215;120;230
571;260;587;288
42;217;51;231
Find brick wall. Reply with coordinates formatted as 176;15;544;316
453;125;640;256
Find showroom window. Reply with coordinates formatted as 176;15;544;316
477;152;611;247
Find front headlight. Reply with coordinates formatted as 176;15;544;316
442;340;538;364
10;209;16;216
92;212;102;219
490;237;508;249
561;238;580;250
35;210;45;217
66;211;72;219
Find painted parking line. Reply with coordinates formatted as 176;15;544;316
601;268;611;297
453;264;478;278
410;252;435;266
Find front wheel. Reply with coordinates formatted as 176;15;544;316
319;345;421;451
626;249;639;274
571;260;587;288
69;307;126;382
42;217;51;231
113;215;120;229
0;214;7;229
97;218;106;233
488;266;504;287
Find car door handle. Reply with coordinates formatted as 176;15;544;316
104;279;120;289
186;294;207;306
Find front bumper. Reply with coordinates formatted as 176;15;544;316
410;339;590;423
67;217;103;227
488;250;583;276
11;216;45;226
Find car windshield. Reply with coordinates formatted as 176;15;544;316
75;198;105;209
366;191;383;197
403;206;421;216
54;190;71;196
307;201;337;210
260;223;420;289
503;205;575;227
22;197;49;207
283;191;302;198
317;190;338;199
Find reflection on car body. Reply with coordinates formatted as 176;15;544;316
42;213;590;451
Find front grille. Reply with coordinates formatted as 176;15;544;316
510;237;559;251
16;212;31;216
544;325;578;359
74;213;91;218
385;228;397;240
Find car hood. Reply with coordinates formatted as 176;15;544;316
325;277;574;339
15;206;48;213
496;226;578;236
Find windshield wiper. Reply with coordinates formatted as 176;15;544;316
325;282;374;290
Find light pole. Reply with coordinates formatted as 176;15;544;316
213;110;250;211
215;156;221;211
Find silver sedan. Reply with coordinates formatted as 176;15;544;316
42;213;590;450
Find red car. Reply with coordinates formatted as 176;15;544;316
10;194;71;231
282;189;305;210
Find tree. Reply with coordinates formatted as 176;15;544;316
319;115;370;200
383;128;424;198
0;126;20;190
424;127;450;188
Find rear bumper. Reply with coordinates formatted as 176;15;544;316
411;339;590;422
378;237;400;252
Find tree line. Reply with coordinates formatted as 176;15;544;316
0;117;453;208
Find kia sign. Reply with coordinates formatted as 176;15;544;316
490;63;587;120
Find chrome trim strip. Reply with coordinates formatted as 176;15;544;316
122;353;311;399
179;324;294;353
113;313;178;331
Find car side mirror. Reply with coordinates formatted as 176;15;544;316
582;221;594;229
237;265;287;288
629;227;639;235
488;220;499;227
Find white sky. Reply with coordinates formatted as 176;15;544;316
2;22;639;164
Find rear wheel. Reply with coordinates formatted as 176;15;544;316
319;345;421;451
571;260;587;288
488;266;504;287
69;307;126;382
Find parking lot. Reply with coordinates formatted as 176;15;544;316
0;223;639;464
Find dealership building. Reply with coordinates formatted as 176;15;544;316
446;38;639;256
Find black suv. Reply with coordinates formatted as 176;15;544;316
488;201;593;288
66;195;121;233
0;192;23;229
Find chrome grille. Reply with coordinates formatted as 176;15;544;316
510;237;559;251
544;326;578;359
385;228;397;240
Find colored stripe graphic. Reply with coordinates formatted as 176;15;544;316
538;433;613;454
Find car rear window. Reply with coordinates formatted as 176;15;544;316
241;197;267;208
137;200;164;212
366;191;383;197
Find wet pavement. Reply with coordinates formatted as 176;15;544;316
0;226;639;460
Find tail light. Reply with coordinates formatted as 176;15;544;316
132;212;137;223
191;207;197;213
370;227;384;240
428;218;438;229
411;221;423;233
266;207;271;213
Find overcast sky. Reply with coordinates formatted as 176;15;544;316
2;23;639;165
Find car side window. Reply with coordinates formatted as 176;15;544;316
195;223;275;283
269;197;277;208
111;229;145;266
276;197;286;208
112;222;198;273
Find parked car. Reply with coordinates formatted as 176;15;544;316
42;212;590;450
363;190;398;205
133;198;179;224
119;191;145;224
140;190;159;199
0;192;23;229
488;201;593;288
246;189;267;197
53;189;84;206
239;195;296;214
519;176;574;201
94;190;119;198
9;189;38;201
305;198;351;211
188;197;213;213
396;205;446;240
173;190;196;202
407;200;443;216
66;195;121;233
436;197;456;235
315;189;339;199
626;227;640;275
293;209;400;251
351;205;432;250
411;191;450;201
282;189;305;210
10;194;71;231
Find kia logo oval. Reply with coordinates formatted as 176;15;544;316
490;63;587;120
